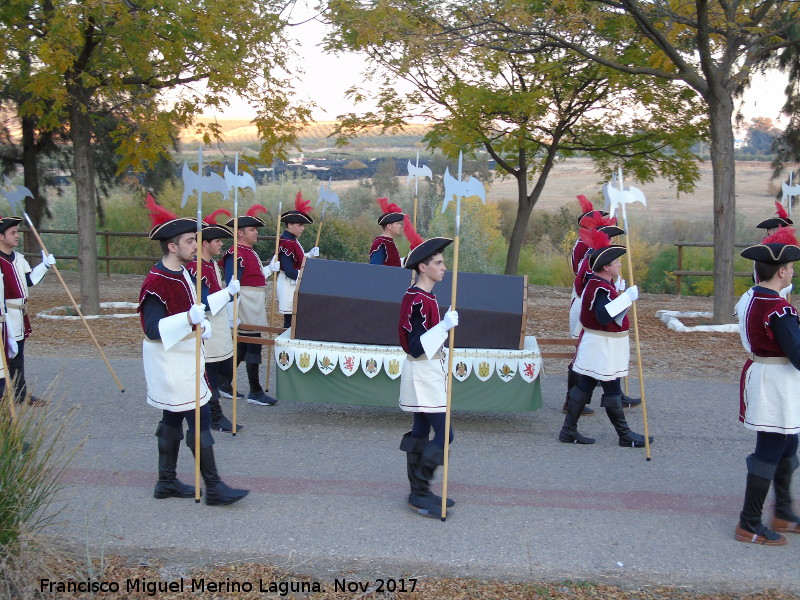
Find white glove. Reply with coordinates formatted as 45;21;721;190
624;285;639;303
269;256;281;272
41;250;56;267
305;247;320;258
442;309;459;331
225;279;240;296
615;277;626;292
6;336;17;359
200;319;212;340
188;304;205;325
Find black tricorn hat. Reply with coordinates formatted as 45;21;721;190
757;201;793;230
0;216;24;234
597;225;624;238
377;198;404;226
404;237;453;270
281;210;313;224
589;245;626;271
226;204;267;229
201;223;232;241
148;217;200;241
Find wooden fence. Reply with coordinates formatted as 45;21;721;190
18;228;276;277
673;241;752;295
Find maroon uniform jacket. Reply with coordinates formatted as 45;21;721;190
369;236;401;267
571;238;589;275
138;264;195;330
742;289;797;359
573;255;592;297
580;275;629;333
279;235;305;275
398;287;441;355
224;244;265;287
0;252;31;339
185;258;223;295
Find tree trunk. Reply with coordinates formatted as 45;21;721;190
505;171;532;275
69;93;100;315
20;115;44;259
707;89;736;324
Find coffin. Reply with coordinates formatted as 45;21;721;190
292;259;527;349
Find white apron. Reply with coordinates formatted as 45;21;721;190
572;328;629;381
237;286;268;332
399;352;447;413
204;307;234;362
144;335;210;411
742;356;800;434
569;295;583;339
277;271;297;315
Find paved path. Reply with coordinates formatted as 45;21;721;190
27;355;800;593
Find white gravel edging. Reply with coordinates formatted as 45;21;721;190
655;310;738;333
37;301;139;320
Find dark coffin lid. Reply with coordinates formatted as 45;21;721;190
293;259;527;349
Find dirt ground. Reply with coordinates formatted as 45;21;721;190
26;271;741;383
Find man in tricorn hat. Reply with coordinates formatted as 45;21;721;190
186;208;242;433
0;215;55;405
397;231;459;519
735;227;800;545
369;198;404;266
756;201;793;238
277;191;318;328
559;230;651;448
139;200;248;506
222;204;278;407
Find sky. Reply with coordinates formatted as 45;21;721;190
202;13;792;128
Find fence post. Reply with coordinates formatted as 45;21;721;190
676;243;683;296
104;231;111;278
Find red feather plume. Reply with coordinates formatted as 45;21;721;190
295;191;312;214
403;215;424;250
775;200;790;220
145;191;177;228
579;227;611;250
378;197;402;214
577;194;593;214
580;211;617;229
764;227;799;246
205;208;232;225
246;204;268;219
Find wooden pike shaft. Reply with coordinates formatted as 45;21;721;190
623;231;651;460
24;216;124;393
440;235;460;520
0;319;16;423
194;227;203;501
266;209;282;389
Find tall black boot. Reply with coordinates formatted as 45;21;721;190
408;442;446;518
209;389;242;433
736;454;785;544
562;368;594;416
559;386;595;444
771;455;800;534
603;397;651;447
154;422;196;499
187;430;249;506
400;432;453;510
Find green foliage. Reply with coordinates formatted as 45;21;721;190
0;400;78;549
427;198;505;273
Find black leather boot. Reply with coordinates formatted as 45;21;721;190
559;387;595;444
408;442;447;518
209;389;242;433
154;422;196;499
604;399;651;447
771;455;800;534
245;363;277;405
736;454;785;544
187;430;249;506
562;368;595;416
400;432;454;510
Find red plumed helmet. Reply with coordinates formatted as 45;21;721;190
577;194;593;214
145;191;177;228
295;191;312;215
205;208;232;225
579;227;611;251
764;226;799;246
378;197;402;214
246;204;268;219
403;215;424;250
775;200;790;220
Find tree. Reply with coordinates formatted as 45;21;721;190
325;0;705;275
744;117;782;155
0;0;310;313
417;0;800;322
